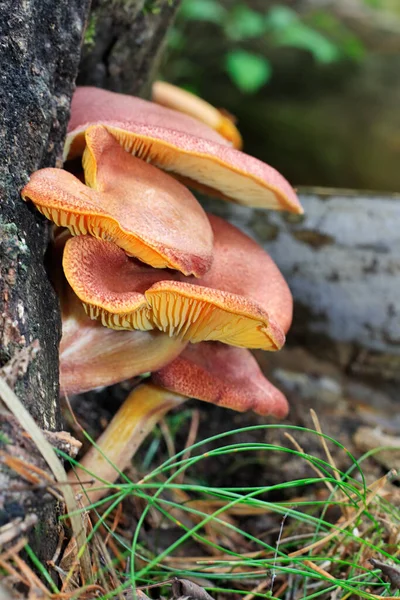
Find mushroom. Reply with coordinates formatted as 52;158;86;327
65;87;302;212
62;215;292;504
62;214;292;350
69;341;288;504
50;230;187;395
21;126;213;277
59;265;186;396
151;80;243;149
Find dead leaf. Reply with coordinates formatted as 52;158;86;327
370;558;400;590
172;577;215;600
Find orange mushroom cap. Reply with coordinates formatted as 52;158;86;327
153;341;288;417
65;87;303;213
152;80;243;149
22;126;214;277
62;214;292;350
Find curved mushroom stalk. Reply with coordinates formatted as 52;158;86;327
65;87;302;213
22;127;213;277
152;81;243;150
69;342;288;505
62;214;293;350
68;384;186;505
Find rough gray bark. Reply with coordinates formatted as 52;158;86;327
204;189;400;380
0;0;91;561
78;0;182;97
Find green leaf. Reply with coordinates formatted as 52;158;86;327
225;5;266;41
265;5;298;30
275;23;340;64
180;0;226;24
308;11;366;61
167;27;186;51
341;35;365;60
225;50;271;94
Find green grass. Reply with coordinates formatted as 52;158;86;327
45;423;400;599
19;423;400;599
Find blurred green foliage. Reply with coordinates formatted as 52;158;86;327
225;50;271;94
167;1;366;94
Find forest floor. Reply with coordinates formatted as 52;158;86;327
2;344;400;599
56;343;400;600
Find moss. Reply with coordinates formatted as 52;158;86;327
0;221;18;236
83;13;97;48
143;0;166;15
0;431;11;446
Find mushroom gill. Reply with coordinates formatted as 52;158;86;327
62;214;292;351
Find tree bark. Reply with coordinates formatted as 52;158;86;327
78;0;182;96
0;0;91;561
0;0;181;568
0;0;92;423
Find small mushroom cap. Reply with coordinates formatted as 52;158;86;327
67;86;228;149
63;214;292;350
65;87;302;213
152;80;243;149
22;126;214;277
152;341;288;417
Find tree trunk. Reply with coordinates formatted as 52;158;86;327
77;0;182;96
0;0;91;562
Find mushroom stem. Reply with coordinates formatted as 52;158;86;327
68;383;186;505
152;81;243;149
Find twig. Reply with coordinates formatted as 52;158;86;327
310;410;350;519
176;409;200;485
284;432;335;494
0;514;37;547
159;418;176;459
242;578;271;600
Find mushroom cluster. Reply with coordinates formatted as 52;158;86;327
22;83;303;502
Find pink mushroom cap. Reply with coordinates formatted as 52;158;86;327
65;87;303;213
22;126;213;277
153;342;289;417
